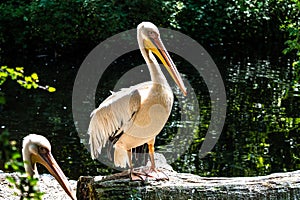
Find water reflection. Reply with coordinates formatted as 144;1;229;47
1;44;299;179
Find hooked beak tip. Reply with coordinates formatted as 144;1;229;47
182;88;187;96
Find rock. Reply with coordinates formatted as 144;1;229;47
0;171;76;200
77;153;300;200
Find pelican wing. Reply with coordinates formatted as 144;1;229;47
88;88;141;159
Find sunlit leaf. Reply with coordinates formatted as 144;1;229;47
48;86;56;92
25;76;32;82
6;176;16;184
12;152;21;159
32;82;38;89
257;156;264;168
292;61;299;67
17;80;25;86
15;67;24;72
31;73;39;81
0;77;7;85
0;71;8;77
15;71;24;78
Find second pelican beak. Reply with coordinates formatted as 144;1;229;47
143;36;187;96
32;151;76;200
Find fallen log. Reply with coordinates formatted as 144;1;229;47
77;154;300;200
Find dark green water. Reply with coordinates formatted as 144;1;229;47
1;42;299;179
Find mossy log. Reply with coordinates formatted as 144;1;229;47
77;154;300;200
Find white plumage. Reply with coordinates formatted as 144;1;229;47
88;22;187;180
22;134;76;199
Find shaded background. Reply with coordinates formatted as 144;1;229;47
0;0;299;179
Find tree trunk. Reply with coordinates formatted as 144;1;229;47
77;154;300;200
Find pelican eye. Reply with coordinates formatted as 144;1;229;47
38;146;48;154
148;31;157;39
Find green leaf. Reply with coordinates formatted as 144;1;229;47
17;79;23;84
48;87;56;92
24;76;32;82
0;95;6;105
6;176;16;184
293;61;299;68
15;67;24;72
12;152;21;160
0;71;8;78
32;82;39;89
0;77;7;85
31;73;39;80
25;84;32;89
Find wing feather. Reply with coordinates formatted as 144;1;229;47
88;89;141;159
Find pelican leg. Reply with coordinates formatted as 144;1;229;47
146;139;169;181
148;140;156;170
127;149;146;181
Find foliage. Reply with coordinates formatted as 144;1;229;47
151;0;286;43
0;51;55;200
0;66;56;92
0;0;299;181
0;130;44;199
280;0;300;85
0;64;55;198
171;56;300;177
0;0;171;54
0;0;294;55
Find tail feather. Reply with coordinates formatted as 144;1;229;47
88;112;105;160
114;146;129;168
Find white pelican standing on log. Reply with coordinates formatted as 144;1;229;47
22;134;76;200
88;22;187;180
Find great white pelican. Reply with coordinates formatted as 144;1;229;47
22;134;76;199
88;22;187;180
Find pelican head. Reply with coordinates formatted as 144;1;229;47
137;22;187;96
22;134;76;200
